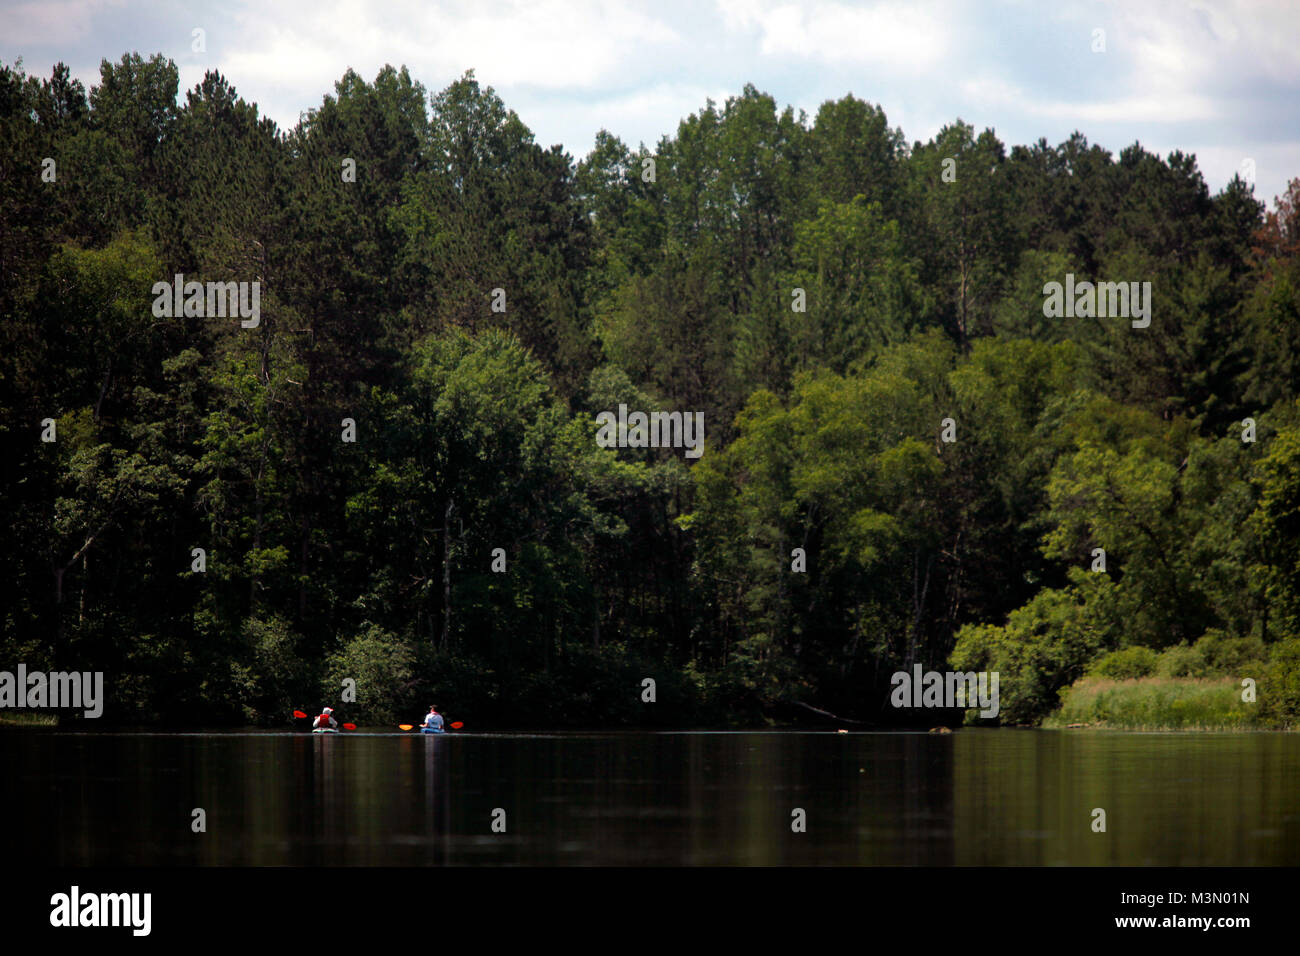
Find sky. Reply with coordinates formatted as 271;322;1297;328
3;0;1298;208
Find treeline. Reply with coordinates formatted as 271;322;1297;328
2;54;1299;727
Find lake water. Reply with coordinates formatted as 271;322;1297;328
4;729;1297;866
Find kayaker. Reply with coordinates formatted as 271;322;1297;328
313;707;338;731
421;705;445;734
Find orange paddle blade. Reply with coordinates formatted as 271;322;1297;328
450;721;463;729
398;724;414;731
342;723;356;730
293;710;307;719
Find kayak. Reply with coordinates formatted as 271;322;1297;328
312;727;338;734
420;727;445;734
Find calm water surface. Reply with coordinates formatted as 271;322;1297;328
3;729;1297;865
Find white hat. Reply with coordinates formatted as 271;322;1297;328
323;707;333;713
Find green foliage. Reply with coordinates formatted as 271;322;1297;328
902;121;1017;342
950;579;1117;724
323;625;417;724
2;54;1295;729
510;643;701;727
1261;639;1300;727
1251;415;1300;639
1051;677;1259;730
1088;646;1159;679
229;616;315;723
781;196;922;376
1158;633;1270;680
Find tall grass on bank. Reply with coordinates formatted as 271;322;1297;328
0;713;58;727
1046;677;1263;730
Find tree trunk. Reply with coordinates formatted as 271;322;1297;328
79;553;87;625
299;514;310;619
910;549;932;665
94;360;112;423
441;498;454;650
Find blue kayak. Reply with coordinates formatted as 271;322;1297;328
420;726;445;734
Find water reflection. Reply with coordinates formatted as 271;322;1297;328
1;730;1296;866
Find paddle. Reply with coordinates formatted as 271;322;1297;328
342;723;356;730
397;721;463;731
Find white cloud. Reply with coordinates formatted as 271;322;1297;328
220;0;680;99
1102;0;1300;91
717;0;952;70
3;0;1297;200
177;0;685;131
960;74;1219;125
2;0;125;47
517;81;737;156
1188;142;1300;203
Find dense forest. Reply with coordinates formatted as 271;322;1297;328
3;53;1299;727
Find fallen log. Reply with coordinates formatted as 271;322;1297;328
791;700;871;725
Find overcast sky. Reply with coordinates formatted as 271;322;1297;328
4;0;1298;207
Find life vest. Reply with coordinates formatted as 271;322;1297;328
317;713;334;725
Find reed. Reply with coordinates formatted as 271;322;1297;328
1046;676;1267;730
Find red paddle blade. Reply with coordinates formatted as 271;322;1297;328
342;723;356;730
450;721;463;729
293;710;307;719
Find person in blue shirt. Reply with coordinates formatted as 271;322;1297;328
421;705;445;734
